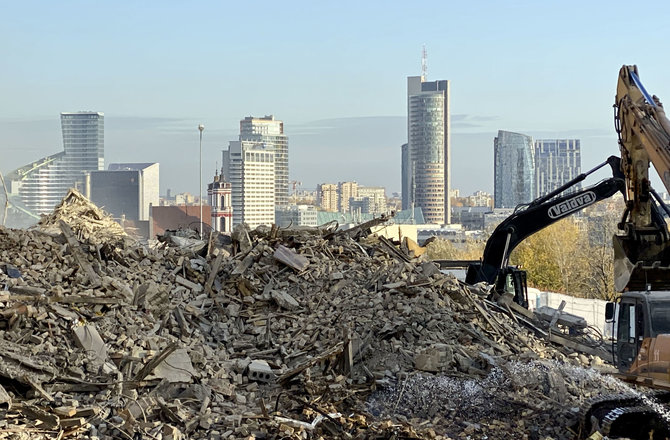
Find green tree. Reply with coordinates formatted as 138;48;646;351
425;237;485;260
425;238;458;260
580;210;621;300
510;218;589;294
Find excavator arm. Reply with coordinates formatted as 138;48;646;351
465;158;624;300
613;65;670;291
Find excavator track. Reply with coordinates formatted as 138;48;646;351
578;392;670;439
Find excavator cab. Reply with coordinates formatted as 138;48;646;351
465;263;529;308
496;266;529;309
606;291;670;389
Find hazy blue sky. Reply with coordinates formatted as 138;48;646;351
2;0;670;196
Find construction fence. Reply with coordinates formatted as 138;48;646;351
528;288;610;336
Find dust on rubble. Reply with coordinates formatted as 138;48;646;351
0;191;642;439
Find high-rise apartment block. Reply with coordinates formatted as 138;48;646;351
534;139;581;196
338;181;358;213
316;184;338;212
8;112;104;215
357;186;387;214
239;116;289;206
493;130;535;208
224;141;275;228
222;115;288;228
403;76;451;224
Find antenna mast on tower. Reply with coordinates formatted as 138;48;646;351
421;45;427;79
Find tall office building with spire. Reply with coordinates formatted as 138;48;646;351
402;74;451;224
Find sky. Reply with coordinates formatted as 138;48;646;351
2;0;670;197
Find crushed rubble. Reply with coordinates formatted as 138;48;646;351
0;189;639;439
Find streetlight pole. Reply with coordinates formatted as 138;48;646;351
198;124;205;238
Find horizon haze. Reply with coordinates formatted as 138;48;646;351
3;1;670;196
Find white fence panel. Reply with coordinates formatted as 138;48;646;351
529;289;608;335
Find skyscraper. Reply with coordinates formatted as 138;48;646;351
239;116;288;206
493;130;535;208
224;141;275;228
534;139;581;197
62;112;104;174
9;112;104;215
404;76;451;224
401;143;410;210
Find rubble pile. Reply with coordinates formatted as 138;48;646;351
0;193;625;439
37;189;127;245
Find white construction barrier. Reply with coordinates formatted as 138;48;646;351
528;289;608;336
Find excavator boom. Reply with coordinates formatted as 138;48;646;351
613;65;670;291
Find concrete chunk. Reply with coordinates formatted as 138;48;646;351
73;325;108;364
271;290;300;310
247;360;275;383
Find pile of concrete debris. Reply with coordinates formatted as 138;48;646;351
0;190;631;439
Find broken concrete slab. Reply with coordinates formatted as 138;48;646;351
270;290;300;311
273;245;309;271
72;324;108;365
150;348;196;383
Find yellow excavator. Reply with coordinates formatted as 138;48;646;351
580;66;670;439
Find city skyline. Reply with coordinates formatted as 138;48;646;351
3;1;670;196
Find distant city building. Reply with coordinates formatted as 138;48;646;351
176;193;197;205
357;186;387;214
451;206;492;231
349;198;370;217
224;141;275;228
534;139;581;197
208;169;233;233
387;193;402;212
484;208;516;230
7;112;104;215
467;191;493;208
239;116;289;206
416;224;466;246
338;181;358;212
293;189;316;205
403;75;451;224
160;192;198;206
401;143;410;210
317;183;338;212
86;162;159;222
275;205;319;227
494;130;535;208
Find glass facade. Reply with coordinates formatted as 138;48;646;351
14;112;104;215
494;130;535;208
401;143;410;210
224;141;275;228
405;76;451;224
239;116;288;206
534;139;581;197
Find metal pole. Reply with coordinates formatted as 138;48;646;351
198;124;204;238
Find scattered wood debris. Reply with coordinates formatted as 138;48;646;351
0;190;629;440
